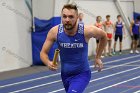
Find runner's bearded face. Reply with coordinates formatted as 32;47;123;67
61;8;78;31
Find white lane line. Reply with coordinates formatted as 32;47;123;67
1;54;139;88
9;80;62;93
0;73;61;88
90;65;140;82
41;60;140;93
100;54;140;65
91;60;140;74
90;76;140;93
48;88;65;93
119;84;140;93
104;65;140;67
47;61;140;93
133;90;140;93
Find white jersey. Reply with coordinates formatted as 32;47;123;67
104;21;113;34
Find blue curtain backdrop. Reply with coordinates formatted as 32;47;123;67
133;12;140;47
31;17;61;65
133;12;140;20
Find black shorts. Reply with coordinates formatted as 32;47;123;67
115;35;123;42
96;39;99;43
132;34;139;41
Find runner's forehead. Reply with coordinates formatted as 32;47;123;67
62;8;78;16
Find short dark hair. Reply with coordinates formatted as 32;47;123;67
62;4;78;14
117;15;121;18
97;16;101;19
106;15;110;18
136;16;140;21
96;16;101;20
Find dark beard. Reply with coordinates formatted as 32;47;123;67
64;21;77;31
64;24;73;30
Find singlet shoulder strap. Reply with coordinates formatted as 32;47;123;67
58;24;64;33
77;23;84;34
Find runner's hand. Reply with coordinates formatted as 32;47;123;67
94;58;103;72
47;61;58;71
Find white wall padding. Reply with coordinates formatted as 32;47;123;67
0;0;32;72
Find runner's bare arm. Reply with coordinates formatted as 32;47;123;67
40;26;58;70
85;25;107;58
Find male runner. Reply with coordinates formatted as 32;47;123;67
130;16;140;54
104;15;114;56
40;4;107;93
114;15;125;54
95;16;106;57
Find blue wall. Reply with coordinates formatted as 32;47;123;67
134;12;140;20
32;17;61;65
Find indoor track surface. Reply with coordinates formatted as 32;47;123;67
1;54;140;93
